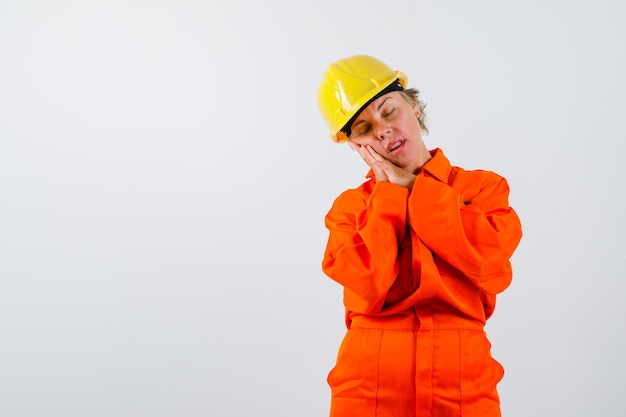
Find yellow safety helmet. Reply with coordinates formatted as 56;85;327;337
318;54;408;143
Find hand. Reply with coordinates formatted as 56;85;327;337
350;142;416;190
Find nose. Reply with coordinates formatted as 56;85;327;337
375;124;391;141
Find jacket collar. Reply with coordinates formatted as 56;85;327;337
421;148;451;182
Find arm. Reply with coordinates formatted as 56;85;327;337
408;171;522;294
322;181;409;314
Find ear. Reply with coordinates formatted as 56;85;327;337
414;103;421;118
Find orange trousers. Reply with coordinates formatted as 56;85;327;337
327;311;504;417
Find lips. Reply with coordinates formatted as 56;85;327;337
387;140;404;154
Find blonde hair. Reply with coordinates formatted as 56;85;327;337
400;88;428;134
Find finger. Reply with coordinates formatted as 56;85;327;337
350;142;373;164
357;145;375;165
366;145;387;162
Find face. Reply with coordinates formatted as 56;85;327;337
349;91;426;174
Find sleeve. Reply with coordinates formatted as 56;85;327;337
322;181;409;314
408;171;522;294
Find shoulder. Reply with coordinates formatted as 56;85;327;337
329;179;372;212
452;166;506;182
429;149;507;187
450;167;512;204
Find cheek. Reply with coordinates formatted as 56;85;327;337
373;143;387;154
350;137;375;147
399;117;422;137
358;140;385;154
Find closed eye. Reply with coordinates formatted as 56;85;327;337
355;124;371;136
382;107;395;118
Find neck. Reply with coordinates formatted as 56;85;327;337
410;144;432;174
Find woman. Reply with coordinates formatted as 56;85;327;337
317;55;522;417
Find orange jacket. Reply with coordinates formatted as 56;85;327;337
323;148;522;327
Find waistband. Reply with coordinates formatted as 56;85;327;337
348;309;485;331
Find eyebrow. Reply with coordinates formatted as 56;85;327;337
376;96;392;111
352;97;394;129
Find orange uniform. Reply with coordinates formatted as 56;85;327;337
322;148;522;417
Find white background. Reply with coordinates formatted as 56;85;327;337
1;1;625;416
